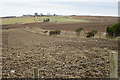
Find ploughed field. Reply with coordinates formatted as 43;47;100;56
2;16;118;78
2;27;118;78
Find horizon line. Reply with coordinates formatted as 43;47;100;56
0;14;118;18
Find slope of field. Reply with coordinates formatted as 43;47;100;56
2;17;37;25
2;28;118;78
69;16;118;22
2;16;89;25
37;16;88;22
2;21;117;32
2;16;118;33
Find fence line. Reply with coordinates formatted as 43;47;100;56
32;50;118;79
3;51;118;79
3;59;109;74
39;60;109;70
32;59;110;78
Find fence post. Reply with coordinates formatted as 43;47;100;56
109;50;118;78
33;67;39;79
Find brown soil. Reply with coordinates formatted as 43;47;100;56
2;28;118;78
2;16;119;78
2;16;118;32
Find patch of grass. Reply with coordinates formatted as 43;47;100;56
44;30;48;33
37;16;88;22
106;36;119;40
75;27;83;36
86;30;98;38
2;17;37;24
49;30;61;35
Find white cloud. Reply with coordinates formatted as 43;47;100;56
0;0;118;17
28;3;77;9
50;0;119;2
1;0;119;2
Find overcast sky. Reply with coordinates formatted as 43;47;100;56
0;0;119;17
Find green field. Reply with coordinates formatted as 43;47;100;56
2;17;37;25
37;16;88;22
2;16;89;25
